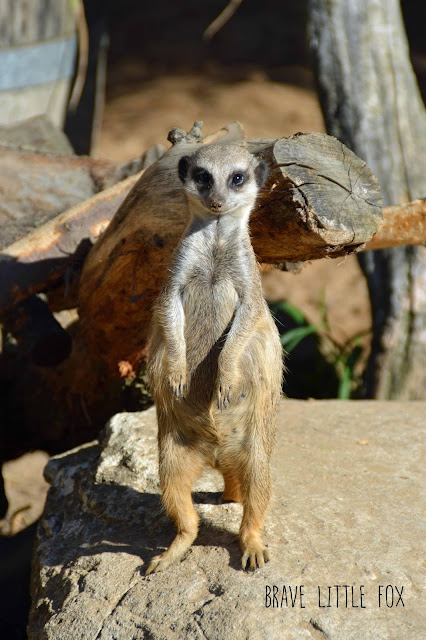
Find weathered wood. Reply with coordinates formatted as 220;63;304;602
0;171;142;312
1;186;421;317
0;0;73;46
0;147;96;248
249;133;382;261
0;0;76;128
0;145;153;248
1;132;382;316
78;132;382;374
365;199;426;252
0;113;164;251
308;0;426;399
0;123;236;298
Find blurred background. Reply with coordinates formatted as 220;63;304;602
0;1;425;637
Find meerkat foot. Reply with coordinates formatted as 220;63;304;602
145;529;196;575
241;537;270;571
145;551;179;575
217;383;232;410
168;372;186;398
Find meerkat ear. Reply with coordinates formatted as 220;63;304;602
178;156;190;182
254;160;268;188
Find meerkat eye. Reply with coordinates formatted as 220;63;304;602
193;169;211;186
231;173;245;186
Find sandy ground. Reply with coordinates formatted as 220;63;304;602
95;68;325;162
0;452;50;536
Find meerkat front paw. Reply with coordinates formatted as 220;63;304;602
168;368;187;398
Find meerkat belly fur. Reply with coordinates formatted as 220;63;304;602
147;144;283;574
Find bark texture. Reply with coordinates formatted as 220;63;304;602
308;0;426;399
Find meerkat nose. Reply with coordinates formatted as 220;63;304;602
210;200;223;212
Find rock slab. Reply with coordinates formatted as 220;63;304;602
29;401;426;639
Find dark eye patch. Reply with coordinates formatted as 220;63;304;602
193;168;212;187
230;171;246;187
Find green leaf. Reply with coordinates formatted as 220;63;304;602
269;301;306;325
280;325;321;352
337;346;363;399
347;345;363;369
337;366;352;399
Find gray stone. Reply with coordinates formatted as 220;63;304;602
29;401;426;639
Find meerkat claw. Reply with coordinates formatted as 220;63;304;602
168;374;186;398
241;541;270;570
145;555;169;575
217;384;232;410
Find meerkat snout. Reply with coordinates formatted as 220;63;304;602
210;200;223;212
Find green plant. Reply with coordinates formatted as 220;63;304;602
270;300;370;399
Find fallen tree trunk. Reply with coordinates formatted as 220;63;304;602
1;183;424;316
1;130;385;315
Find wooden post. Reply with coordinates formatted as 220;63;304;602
0;0;75;128
308;0;426;399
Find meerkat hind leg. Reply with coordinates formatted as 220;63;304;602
221;468;242;503
146;444;204;575
238;456;271;570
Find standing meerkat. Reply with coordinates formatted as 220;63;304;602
146;144;283;574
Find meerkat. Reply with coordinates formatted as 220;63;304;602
146;144;283;574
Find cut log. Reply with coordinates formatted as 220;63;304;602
1;131;384;316
78;131;382;374
2;186;423;317
1;143;424;321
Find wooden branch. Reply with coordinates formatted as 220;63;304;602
0;123;240;313
365;199;426;251
203;0;243;40
0;119;162;249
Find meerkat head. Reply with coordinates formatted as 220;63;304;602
178;145;268;219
